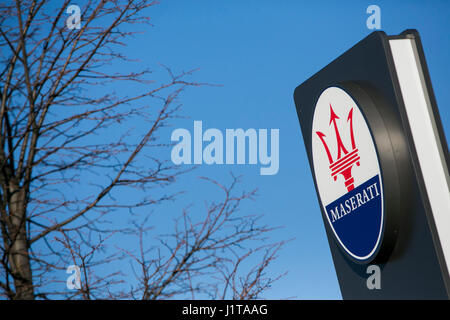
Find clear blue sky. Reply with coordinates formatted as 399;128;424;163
51;0;450;299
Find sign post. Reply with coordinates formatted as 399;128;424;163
294;30;450;299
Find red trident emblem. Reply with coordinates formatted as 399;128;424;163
316;104;360;191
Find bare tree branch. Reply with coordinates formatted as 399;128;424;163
0;0;285;300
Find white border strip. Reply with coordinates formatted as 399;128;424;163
390;39;450;277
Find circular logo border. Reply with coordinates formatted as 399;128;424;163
312;86;385;263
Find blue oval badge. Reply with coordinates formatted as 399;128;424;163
312;87;384;262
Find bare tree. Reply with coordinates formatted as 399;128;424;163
0;0;285;300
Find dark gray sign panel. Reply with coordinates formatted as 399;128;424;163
293;30;450;299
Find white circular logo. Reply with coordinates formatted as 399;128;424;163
312;86;384;262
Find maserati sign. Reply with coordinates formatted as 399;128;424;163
312;87;384;262
294;30;450;299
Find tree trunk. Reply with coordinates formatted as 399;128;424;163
8;183;34;300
